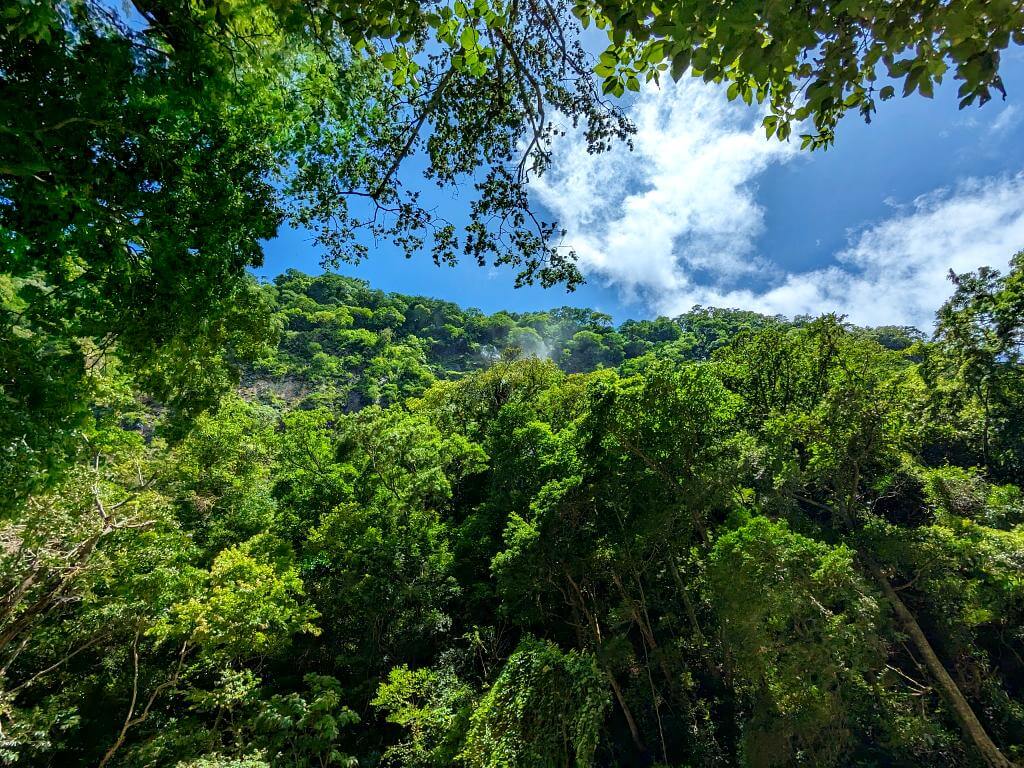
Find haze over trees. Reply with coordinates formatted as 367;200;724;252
2;1;1024;767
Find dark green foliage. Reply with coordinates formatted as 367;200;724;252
6;3;1023;766
4;262;1024;767
577;0;1023;147
710;518;885;766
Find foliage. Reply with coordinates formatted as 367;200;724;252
710;517;884;766
462;637;609;768
6;2;1024;765
926;253;1024;483
2;0;630;508
254;674;359;768
575;0;1023;147
373;664;474;767
251;270;916;413
3;261;1024;766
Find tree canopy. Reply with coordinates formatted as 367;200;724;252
2;0;629;505
5;0;1016;505
577;0;1023;147
3;3;1024;766
1;259;1023;767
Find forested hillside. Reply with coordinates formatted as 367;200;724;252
3;259;1023;768
248;270;922;410
4;0;1024;766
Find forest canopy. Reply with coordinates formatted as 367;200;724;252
3;1;1024;767
1;260;1023;767
3;0;1017;502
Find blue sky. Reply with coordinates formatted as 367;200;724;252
258;46;1024;328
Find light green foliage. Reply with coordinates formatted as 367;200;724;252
177;755;271;768
462;638;609;768
926;252;1024;482
373;664;474;767
259;272;908;416
254;674;359;768
278;404;486;697
152;536;319;661
171;397;280;555
710;517;884;766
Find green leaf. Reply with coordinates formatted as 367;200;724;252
670;50;690;81
645;41;666;63
460;27;479;50
902;66;923;97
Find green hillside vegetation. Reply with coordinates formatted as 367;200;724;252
4;0;1023;765
249;270;923;411
2;259;1022;767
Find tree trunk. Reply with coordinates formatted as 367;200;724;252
608;673;645;753
868;562;1018;768
668;557;706;645
564;571;646;754
798;485;1018;768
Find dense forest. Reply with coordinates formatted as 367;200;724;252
3;263;1024;767
4;0;1024;766
247;270;923;410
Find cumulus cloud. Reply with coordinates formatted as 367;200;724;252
532;78;1024;328
533;76;795;301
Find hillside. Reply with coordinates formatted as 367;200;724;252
3;260;1024;767
246;270;924;410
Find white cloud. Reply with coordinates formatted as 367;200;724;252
703;176;1024;326
989;104;1020;135
533;79;1024;328
533;76;795;302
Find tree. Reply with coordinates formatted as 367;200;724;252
373;664;474;768
2;1;288;502
710;517;887;766
1;0;630;508
575;0;1023;147
926;254;1024;482
462;637;609;768
717;317;1022;768
253;674;359;768
559;330;623;372
5;244;1024;766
